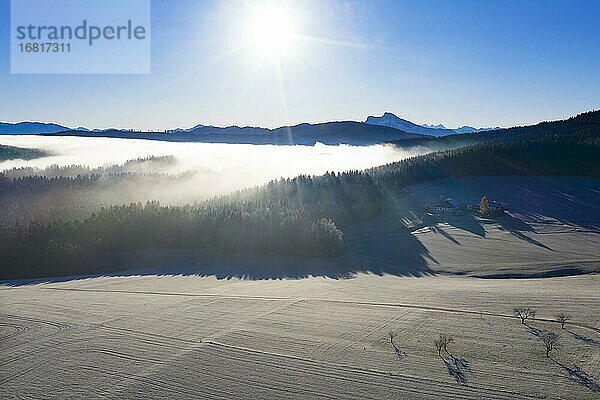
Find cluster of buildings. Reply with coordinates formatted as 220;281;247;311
427;197;505;216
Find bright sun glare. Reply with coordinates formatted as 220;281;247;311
247;4;298;58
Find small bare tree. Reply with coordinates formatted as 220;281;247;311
539;332;560;357
388;330;397;345
388;330;407;360
513;307;536;324
434;334;453;357
555;313;571;329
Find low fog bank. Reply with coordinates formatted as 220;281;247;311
0;135;429;201
0;136;430;225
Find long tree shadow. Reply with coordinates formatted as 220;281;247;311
388;332;409;361
442;355;471;385
495;213;554;251
391;341;408;361
508;231;554;251
524;323;549;338
392;344;408;361
551;358;600;393
430;214;486;238
1;227;438;285
525;323;600;393
440;349;472;385
434;211;555;252
429;225;461;245
567;329;600;348
341;227;438;278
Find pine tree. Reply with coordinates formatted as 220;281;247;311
479;196;490;217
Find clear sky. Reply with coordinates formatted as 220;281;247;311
1;0;599;130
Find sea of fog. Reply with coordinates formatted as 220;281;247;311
0;135;429;198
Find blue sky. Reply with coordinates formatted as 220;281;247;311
0;0;599;130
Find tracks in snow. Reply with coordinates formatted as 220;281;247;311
202;340;540;400
39;286;600;334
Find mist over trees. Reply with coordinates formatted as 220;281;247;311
0;144;46;161
0;167;382;279
0;111;598;279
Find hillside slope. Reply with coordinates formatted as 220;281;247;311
394;110;600;150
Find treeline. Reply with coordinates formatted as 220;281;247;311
0;201;343;279
0;171;187;225
372;134;600;187
235;171;387;227
0;156;189;225
394;109;600;151
375;110;600;185
0;144;46;161
2;155;176;178
0;170;384;279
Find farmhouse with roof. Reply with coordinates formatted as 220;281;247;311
432;198;458;214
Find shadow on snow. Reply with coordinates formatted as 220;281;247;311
1;229;437;284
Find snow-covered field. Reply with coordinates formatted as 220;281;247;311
327;177;600;280
1;274;599;399
1;176;599;399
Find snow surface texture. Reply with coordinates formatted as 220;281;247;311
1;275;599;399
1;176;599;399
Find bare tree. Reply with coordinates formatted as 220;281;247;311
434;335;453;357
513;307;536;324
539;332;560;357
434;338;444;357
555;313;571;329
388;330;397;345
388;330;406;359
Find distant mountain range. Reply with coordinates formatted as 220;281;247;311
0;122;71;134
365;112;498;136
0;115;496;145
37;122;423;146
422;124;497;134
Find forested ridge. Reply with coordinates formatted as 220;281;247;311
1;111;598;279
372;127;600;187
1;167;381;279
0;144;46;161
394;109;600;151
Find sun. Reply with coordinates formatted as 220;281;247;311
247;4;298;59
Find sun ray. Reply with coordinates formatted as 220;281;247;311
274;57;293;144
296;34;389;51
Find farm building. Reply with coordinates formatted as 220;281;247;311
432;198;458;214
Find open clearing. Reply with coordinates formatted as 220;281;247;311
1;274;599;399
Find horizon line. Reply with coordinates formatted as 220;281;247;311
2;108;599;133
